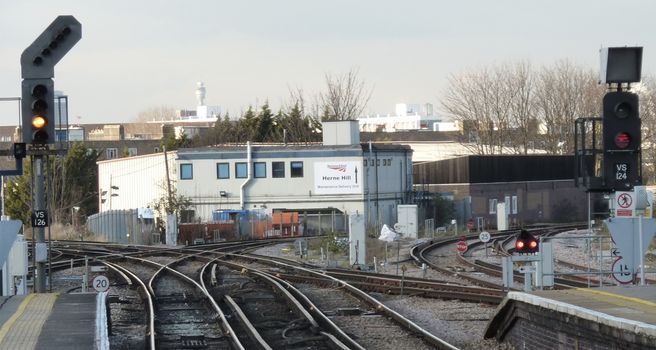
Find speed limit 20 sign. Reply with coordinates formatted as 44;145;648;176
93;275;110;292
31;210;48;227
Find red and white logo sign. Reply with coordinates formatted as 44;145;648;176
327;164;347;172
456;240;468;253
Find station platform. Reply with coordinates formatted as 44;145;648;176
485;285;656;349
0;293;106;350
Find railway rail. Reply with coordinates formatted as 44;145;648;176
410;224;598;290
47;232;603;349
50;239;463;349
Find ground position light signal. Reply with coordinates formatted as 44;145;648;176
515;230;539;254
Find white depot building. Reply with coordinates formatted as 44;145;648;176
97;120;413;231
358;103;459;132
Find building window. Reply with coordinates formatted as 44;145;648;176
217;163;230;179
376;159;380;166
180;210;195;223
180;164;193;180
235;162;247;178
254;162;266;178
489;199;497;214
291;161;304;177
363;159;367;167
128;148;138;156
272;161;285;178
106;148;118;159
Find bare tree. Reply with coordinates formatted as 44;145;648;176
636;76;656;184
320;68;373;120
441;64;517;154
506;61;537;154
533;60;604;154
443;60;604;156
134;105;177;122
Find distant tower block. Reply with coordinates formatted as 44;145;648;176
196;82;206;106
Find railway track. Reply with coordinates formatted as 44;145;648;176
211;252;461;349
44;237;525;349
118;255;241;349
410;224;596;290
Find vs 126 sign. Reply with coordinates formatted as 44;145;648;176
32;210;48;227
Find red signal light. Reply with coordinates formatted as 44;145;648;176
614;132;631;149
515;230;539;254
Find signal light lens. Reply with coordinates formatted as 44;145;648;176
615;102;632;119
529;240;538;249
515;240;525;250
32;116;47;129
32;84;48;98
32;99;48;113
614;132;631;149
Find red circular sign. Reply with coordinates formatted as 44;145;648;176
617;193;632;209
456;240;468;253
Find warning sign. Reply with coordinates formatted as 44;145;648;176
617;193;633;208
613;191;636;217
616;209;633;217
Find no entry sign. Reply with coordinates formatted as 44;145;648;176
456;240;468;253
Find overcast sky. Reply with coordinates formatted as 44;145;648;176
0;0;654;125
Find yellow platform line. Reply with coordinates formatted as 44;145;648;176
0;293;58;350
575;288;656;308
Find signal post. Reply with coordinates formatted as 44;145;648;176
574;46;653;286
504;230;554;292
21;16;81;292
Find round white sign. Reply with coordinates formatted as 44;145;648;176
479;231;491;243
393;223;401;231
93;275;110;292
611;258;634;284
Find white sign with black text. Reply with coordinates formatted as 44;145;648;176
314;161;363;195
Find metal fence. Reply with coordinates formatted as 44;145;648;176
87;209;159;244
88;209;350;245
180;210;350;244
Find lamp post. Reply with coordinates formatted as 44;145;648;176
109;185;119;210
72;206;80;240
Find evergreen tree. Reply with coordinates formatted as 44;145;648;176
161;131;191;151
240;106;257;141
256;102;275;142
5;142;100;225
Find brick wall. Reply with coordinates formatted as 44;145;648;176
502;304;650;350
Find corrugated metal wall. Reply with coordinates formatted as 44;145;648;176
414;155;575;185
87;209;159;244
